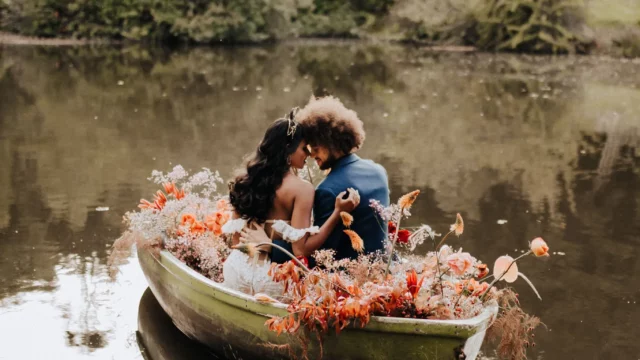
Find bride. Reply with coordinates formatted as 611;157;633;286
221;109;359;300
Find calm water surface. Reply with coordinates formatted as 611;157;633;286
0;43;639;360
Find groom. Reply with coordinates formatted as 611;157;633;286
271;96;390;265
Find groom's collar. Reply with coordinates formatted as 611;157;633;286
332;153;360;170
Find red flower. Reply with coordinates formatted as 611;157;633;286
389;222;411;244
397;229;411;244
388;221;397;234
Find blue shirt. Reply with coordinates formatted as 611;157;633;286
271;154;390;265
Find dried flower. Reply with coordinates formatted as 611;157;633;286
216;198;230;211
447;252;474;276
450;213;464;236
398;190;420;210
406;269;424;299
181;213;197;226
233;243;257;258
163;181;176;195
343;230;364;252
340;212;354;227
476;263;489;279
254;293;280;304
138;199;154;209
530;237;549;257
190;221;207;235
494;255;519;283
175;188;186;200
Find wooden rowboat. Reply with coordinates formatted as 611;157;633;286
137;247;498;360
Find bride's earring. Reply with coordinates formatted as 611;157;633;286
287;156;292;166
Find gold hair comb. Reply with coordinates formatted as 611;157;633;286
286;107;300;138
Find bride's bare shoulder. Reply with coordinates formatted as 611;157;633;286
282;173;314;196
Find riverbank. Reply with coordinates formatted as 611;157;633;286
0;31;107;45
1;0;638;57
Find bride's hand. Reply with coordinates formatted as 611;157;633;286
335;188;360;213
239;222;272;252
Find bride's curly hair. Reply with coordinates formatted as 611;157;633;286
228;111;304;223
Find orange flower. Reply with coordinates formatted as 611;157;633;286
138;199;153;209
449;213;464;236
340;212;353;227
181;213;196;226
191;221;206;235
472;281;489;296
530;237;549;257
455;281;465;294
163;182;176;195
493;255;519;283
205;211;230;236
398;190;420;210
476;263;489;279
154;190;167;207
406;269;424;299
175;188;186;200
343;230;364;253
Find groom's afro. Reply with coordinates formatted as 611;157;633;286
295;95;365;155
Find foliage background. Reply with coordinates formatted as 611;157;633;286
0;1;639;55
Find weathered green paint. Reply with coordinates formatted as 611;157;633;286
138;248;497;360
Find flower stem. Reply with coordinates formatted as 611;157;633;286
480;250;532;301
255;242;311;273
384;214;403;278
435;230;454;250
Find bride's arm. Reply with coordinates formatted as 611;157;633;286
291;184;359;257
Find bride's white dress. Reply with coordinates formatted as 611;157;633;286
221;218;319;301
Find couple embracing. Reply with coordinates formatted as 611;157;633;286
221;96;390;299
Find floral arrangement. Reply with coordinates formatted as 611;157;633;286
239;190;549;360
109;166;232;282
111;166;550;360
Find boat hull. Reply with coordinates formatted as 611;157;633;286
137;248;496;360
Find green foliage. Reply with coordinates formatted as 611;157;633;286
0;0;396;42
471;0;595;54
613;31;640;58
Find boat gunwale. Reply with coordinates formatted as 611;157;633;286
147;248;497;335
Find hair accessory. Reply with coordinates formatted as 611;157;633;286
286;107;300;139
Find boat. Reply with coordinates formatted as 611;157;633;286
137;247;498;360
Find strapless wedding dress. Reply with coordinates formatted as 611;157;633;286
221;218;319;302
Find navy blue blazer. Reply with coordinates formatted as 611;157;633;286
271;154;390;265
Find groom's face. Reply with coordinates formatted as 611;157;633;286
308;144;338;170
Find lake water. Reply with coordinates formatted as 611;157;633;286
0;43;639;360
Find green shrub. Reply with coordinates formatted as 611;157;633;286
0;0;395;42
470;0;594;54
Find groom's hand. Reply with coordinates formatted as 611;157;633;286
335;188;360;213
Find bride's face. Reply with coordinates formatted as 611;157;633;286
289;140;309;169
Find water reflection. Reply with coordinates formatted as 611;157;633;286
0;43;639;359
137;288;220;360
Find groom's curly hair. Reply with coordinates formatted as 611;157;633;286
296;96;365;155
